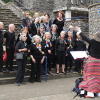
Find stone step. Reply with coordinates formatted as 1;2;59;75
0;20;21;23
0;7;22;34
0;71;80;85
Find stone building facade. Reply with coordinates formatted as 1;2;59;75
14;0;100;33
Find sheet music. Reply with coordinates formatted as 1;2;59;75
70;51;88;59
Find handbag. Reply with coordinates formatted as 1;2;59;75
16;52;24;59
3;51;7;62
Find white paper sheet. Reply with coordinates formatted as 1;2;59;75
70;51;88;59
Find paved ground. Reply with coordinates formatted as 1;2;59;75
0;77;100;100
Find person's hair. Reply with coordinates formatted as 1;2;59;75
44;13;50;18
56;11;65;18
43;32;51;39
60;31;66;36
32;35;42;43
19;33;27;40
51;24;58;30
93;32;100;42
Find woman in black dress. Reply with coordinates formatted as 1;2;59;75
53;11;65;35
29;35;45;82
55;31;68;74
42;32;53;74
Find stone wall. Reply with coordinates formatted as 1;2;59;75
64;19;89;33
14;0;54;14
89;3;100;34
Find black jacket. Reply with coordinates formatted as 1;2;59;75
30;43;45;61
53;19;64;34
74;39;86;51
15;40;28;58
4;31;15;50
0;30;3;51
80;33;100;59
29;22;39;36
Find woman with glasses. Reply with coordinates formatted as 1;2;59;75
15;34;28;86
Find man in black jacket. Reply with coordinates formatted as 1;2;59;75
0;22;4;72
4;24;16;71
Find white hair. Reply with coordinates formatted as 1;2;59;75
60;31;66;36
51;24;58;29
44;32;51;39
32;35;42;43
0;22;3;25
19;33;26;40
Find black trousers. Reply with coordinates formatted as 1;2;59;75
16;59;26;83
74;59;83;73
65;54;73;71
0;49;3;71
29;61;41;82
6;48;14;70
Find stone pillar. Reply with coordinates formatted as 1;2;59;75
65;10;71;21
89;3;100;34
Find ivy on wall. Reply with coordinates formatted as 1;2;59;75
2;0;13;3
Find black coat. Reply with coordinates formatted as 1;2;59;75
4;31;15;50
0;30;3;51
30;43;45;61
80;33;100;59
74;39;86;51
15;40;28;58
29;22;39;36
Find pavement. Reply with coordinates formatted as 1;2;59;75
0;77;100;100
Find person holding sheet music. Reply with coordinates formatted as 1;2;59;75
66;31;75;72
42;32;53;74
74;33;86;73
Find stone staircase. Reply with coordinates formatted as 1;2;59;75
0;59;81;85
0;70;80;85
0;8;22;33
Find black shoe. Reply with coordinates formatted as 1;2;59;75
29;79;35;83
36;79;41;82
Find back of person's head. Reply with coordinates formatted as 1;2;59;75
8;24;15;32
93;32;100;42
0;22;4;30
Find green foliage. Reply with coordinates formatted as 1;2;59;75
2;0;13;3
